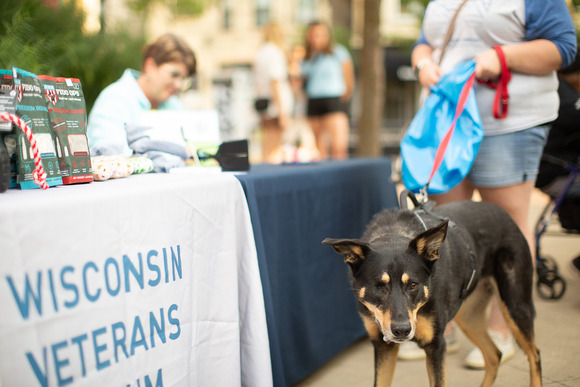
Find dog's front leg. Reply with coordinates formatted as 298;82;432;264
372;339;399;387
424;339;447;387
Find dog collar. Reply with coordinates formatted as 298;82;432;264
413;207;453;230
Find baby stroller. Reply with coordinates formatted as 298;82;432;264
534;152;580;300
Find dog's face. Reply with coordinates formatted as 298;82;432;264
323;220;448;344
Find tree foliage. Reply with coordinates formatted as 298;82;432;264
126;0;211;35
127;0;209;16
0;0;144;111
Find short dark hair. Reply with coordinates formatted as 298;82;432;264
143;34;197;76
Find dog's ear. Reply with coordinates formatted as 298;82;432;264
322;238;370;265
408;219;448;262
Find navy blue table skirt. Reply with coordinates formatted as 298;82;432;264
236;157;398;386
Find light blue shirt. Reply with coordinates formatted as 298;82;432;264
302;44;352;99
87;69;183;157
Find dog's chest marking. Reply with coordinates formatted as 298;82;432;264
360;313;381;340
414;314;435;345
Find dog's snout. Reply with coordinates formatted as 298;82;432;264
391;321;412;339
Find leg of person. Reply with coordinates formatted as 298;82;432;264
306;98;329;160
463;126;547;369
323;111;350;159
478;182;535;350
479;182;537;261
430;178;475;205
308;116;327;159
457;191;540;365
262;118;283;163
478;137;544;341
462;183;534;369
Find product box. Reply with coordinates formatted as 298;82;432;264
5;68;62;189
38;75;92;184
0;70;19;189
0;71;18;190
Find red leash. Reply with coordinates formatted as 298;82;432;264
421;71;477;199
477;45;512;119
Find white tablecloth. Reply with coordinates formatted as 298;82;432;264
0;172;272;387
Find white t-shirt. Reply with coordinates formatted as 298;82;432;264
253;42;294;118
418;0;577;135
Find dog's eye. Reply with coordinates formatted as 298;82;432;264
409;282;418;290
375;282;386;290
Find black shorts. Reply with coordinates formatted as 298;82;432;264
307;97;348;117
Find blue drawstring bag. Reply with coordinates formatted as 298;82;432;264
401;60;483;195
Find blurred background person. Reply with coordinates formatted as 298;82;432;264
275;43;321;163
289;44;307;120
302;21;355;160
87;33;196;157
253;22;294;163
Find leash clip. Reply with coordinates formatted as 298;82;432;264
417;185;429;204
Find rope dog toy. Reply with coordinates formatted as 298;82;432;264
0;112;48;189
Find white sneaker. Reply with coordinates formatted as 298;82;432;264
398;341;426;360
398;326;460;361
464;330;516;369
445;325;460;353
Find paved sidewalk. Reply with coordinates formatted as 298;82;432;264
295;189;580;387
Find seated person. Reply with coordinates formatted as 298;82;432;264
87;33;197;157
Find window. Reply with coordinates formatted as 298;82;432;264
296;0;317;25
256;0;270;26
223;0;232;29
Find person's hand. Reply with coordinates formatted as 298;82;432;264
418;61;441;88
340;90;352;102
474;48;501;81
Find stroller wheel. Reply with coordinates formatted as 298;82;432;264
536;256;567;300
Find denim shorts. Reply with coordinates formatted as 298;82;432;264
468;126;549;187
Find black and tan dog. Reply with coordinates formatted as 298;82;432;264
323;197;542;387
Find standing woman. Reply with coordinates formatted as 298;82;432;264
409;0;576;368
253;23;294;163
302;21;355;160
